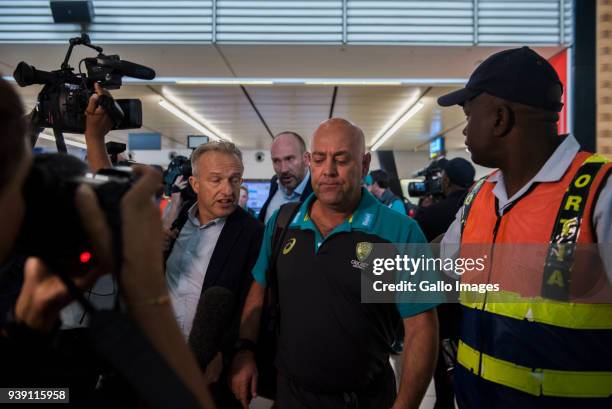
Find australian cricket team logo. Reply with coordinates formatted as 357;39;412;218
352;242;373;270
356;242;373;262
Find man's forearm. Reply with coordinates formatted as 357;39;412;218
393;309;439;409
85;133;112;173
239;281;265;342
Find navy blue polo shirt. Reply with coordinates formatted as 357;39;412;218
252;189;437;392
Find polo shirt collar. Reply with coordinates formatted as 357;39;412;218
290;188;380;234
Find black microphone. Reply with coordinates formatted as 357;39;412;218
115;59;156;80
188;286;235;369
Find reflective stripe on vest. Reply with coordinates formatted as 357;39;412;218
457;340;612;398
459;290;612;330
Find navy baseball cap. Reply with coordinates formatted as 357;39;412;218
443;158;475;188
438;47;563;112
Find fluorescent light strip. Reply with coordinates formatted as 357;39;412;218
5;76;468;86
38;133;87;149
158;99;229;142
370;102;424;152
303;80;402;86
176;79;274;85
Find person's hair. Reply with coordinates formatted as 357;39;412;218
273;131;306;153
240;185;248;194
369;169;389;189
190;140;243;177
0;77;27;193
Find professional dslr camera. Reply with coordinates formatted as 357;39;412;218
408;158;447;198
16;154;135;278
13;33;155;139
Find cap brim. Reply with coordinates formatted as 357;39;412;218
437;87;481;107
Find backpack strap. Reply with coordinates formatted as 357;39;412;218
266;202;302;325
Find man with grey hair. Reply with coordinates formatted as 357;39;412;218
165;141;264;408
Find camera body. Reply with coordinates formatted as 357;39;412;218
16;154;135;276
13;34;154;134
408;159;445;198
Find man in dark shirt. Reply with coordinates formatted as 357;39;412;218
413;157;475;409
414;158;476;242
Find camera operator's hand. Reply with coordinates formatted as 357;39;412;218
172;174;189;193
85;83;114;173
14;185;115;332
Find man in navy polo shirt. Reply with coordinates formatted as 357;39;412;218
230;118;439;409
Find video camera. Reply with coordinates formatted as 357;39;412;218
16;153;135;277
13;33;155;141
408;158;447;198
163;155;192;197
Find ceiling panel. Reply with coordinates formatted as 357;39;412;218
241;85;333;145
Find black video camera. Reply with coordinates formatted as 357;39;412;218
13;33;155;135
408;158;447;198
15;153;135;276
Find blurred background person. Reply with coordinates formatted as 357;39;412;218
414;158;475;242
365;169;409;216
239;185;256;217
411;157;474;409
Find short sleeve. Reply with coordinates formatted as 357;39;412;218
251;209;280;287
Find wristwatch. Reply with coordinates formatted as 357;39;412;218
233;338;257;354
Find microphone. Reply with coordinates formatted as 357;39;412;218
188;286;235;369
116;59;156;80
99;58;156;80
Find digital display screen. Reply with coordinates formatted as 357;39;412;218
242;179;271;216
128;132;162;150
429;136;445;159
188;135;209;148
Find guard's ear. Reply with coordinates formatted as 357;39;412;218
493;104;515;138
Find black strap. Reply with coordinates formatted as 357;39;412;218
459;175;488;236
541;156;607;301
268;202;302;308
164;199;195;262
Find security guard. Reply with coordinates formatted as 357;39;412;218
439;47;612;408
230;118;439;409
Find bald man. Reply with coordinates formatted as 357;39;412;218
230;118;438;409
258;131;312;223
